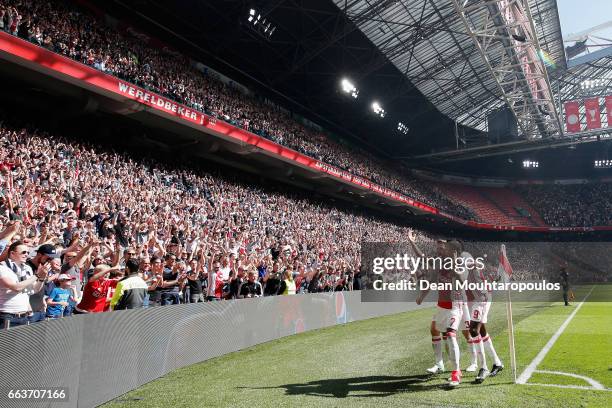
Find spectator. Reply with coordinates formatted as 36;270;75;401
45;274;76;319
26;243;60;272
145;256;163;307
308;271;323;293
352;269;363;291
279;270;296;295
109;259;148;310
60;239;98;298
103;269;124;312
176;260;189;302
238;271;263;299
26;243;61;321
206;260;221;302
110;259;147;310
158;253;180;305
74;264;119;314
185;260;204;303
228;265;245;299
0;241;48;328
263;264;281;297
121;248;136;268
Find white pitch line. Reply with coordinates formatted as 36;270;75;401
534;370;605;390
525;383;612;392
516;286;595;385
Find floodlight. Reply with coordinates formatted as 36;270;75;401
341;78;358;98
372;101;385;117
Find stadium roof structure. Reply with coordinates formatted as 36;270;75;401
94;0;474;157
331;0;566;140
557;53;612;120
93;0;612;165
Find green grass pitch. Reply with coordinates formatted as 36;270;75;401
104;286;611;408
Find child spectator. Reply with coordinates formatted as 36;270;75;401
46;274;76;319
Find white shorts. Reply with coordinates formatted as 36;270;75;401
432;304;464;332
468;301;491;324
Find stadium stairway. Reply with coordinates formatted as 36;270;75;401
436;184;546;227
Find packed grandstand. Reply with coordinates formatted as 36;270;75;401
0;0;610;322
2;0;611;228
0;0;480;218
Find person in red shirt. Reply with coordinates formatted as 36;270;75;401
74;264;122;313
214;270;224;300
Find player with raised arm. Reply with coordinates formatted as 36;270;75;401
410;231;466;386
409;230;444;375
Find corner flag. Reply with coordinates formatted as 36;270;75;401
500;244;517;382
499;244;513;282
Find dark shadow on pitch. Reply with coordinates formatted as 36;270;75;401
239;374;499;398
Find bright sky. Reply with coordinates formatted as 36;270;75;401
557;0;612;45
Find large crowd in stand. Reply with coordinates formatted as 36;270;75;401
0;0;476;221
516;184;612;227
1;1;609;330
0;116;437;327
0;112;606;329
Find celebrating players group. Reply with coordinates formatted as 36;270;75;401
409;231;504;387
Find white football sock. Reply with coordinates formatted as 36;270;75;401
447;333;460;371
483;335;502;366
443;334;450;360
432;336;443;367
473;336;488;369
468;337;477;365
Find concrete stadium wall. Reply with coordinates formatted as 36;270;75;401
0;292;419;408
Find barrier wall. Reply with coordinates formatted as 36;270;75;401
0;292;420;408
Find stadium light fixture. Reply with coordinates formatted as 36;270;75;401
246;8;276;39
580;79;604;90
341;78;359;98
372;101;385;118
522;160;539;169
594;159;612;168
397;122;409;134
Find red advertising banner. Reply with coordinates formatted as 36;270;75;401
606;96;612;128
0;31;439;213
584;98;602;130
564;101;581;132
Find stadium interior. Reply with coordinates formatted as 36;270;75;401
0;0;610;407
